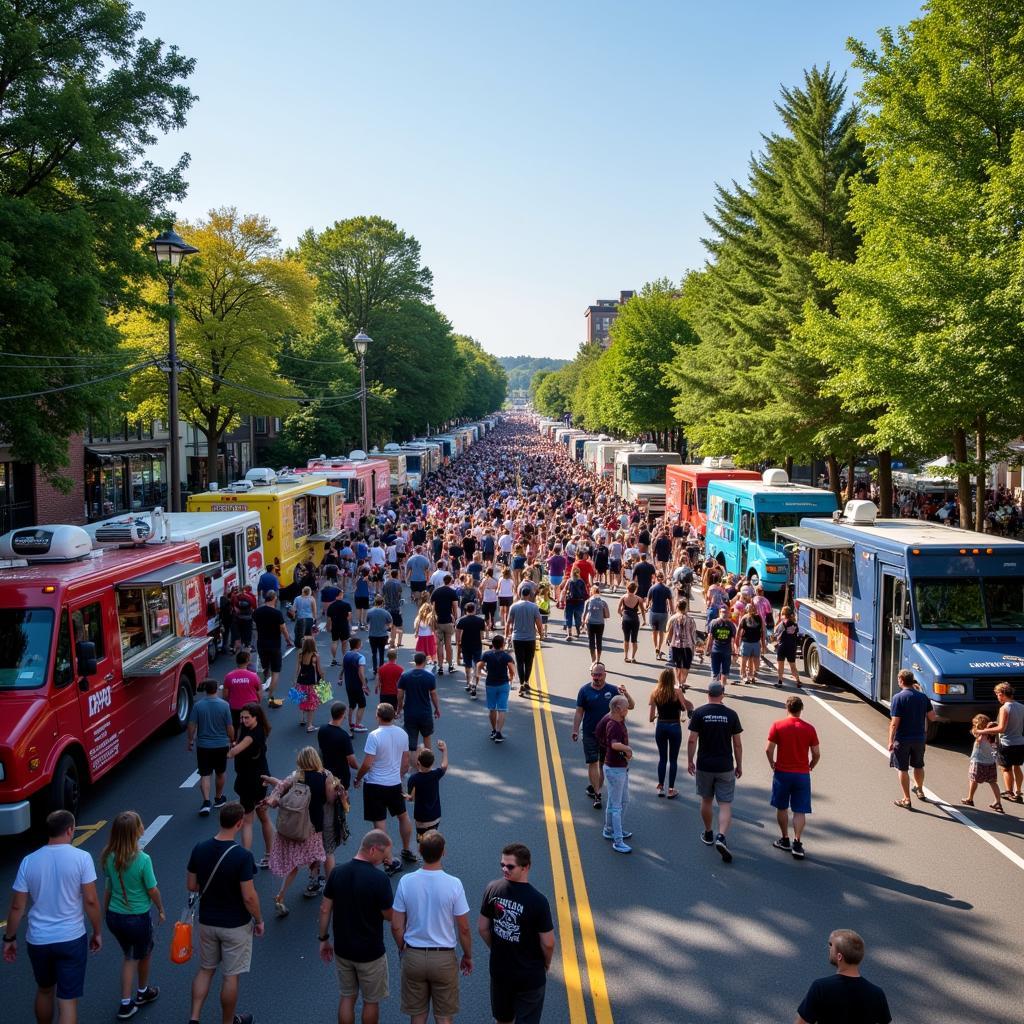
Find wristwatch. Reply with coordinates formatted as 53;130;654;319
2;934;16;942
318;932;330;942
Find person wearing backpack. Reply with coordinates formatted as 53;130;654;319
262;747;339;918
231;586;256;653
100;811;165;1019
185;802;263;1024
560;567;588;640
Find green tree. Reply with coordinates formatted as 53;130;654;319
809;1;1024;527
120;208;313;484
454;336;507;419
533;368;573;419
0;0;195;480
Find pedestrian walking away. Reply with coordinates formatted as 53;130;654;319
391;831;473;1024
253;591;292;707
188;679;235;817
478;843;555;1024
765;696;820;859
795;929;891;1024
397;653;442;752
687;681;743;863
406;741;449;837
4;810;103;1024
649;668;692;798
185;802;264;1024
228;704;274;868
888;669;937;808
475;635;517;742
318;830;396;1024
505;586;543;695
596;696;634;853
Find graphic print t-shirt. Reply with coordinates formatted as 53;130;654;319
479;878;553;988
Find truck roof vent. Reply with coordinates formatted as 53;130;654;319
702;456;736;469
384;442;401;451
762;469;789;487
225;480;254;492
640;443;660;452
843;500;877;524
348;449;367;461
276;473;302;484
244;468;277;486
0;525;93;562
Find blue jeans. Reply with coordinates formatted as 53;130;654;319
564;602;583;631
603;766;629;840
655;721;682;789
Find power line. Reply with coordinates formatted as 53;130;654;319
0;360;160;401
179;361;364;405
0;350;128;364
278;352;354;366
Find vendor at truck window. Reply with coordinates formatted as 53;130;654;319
117;585;173;658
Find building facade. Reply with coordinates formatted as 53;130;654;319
584;290;634;347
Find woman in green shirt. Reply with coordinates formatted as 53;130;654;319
100;811;165;1020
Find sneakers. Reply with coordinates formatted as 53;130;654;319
715;834;732;863
198;800;211;817
700;829;714;846
791;840;805;859
773;836;792;852
470;687;478;699
351;724;368;733
490;729;497;740
612;841;632;854
302;878;322;898
400;848;419;863
586;784;597;798
233;1015;255;1024
592;797;602;809
134;987;159;1006
116;1003;138;1020
212;795;227;808
602;830;633;840
494;731;505;743
384;858;403;876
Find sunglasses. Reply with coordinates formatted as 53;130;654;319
500;862;522;871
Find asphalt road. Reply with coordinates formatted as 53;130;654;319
3;587;1024;1023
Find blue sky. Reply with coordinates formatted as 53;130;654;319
136;0;925;360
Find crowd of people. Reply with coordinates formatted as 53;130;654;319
18;417;1024;1023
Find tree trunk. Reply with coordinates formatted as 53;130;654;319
953;427;973;530
784;455;794;479
975;413;987;534
206;423;222;490
877;449;892;519
826;454;841;505
845;453;856;504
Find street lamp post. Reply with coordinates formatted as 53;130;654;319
149;229;198;512
353;330;372;453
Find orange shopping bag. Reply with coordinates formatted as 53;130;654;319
169;899;196;964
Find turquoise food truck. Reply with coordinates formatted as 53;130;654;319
705;470;838;591
776;500;1024;736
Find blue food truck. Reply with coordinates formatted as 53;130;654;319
705;470;838;591
776;500;1024;736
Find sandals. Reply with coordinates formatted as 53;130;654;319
989;802;1006;813
911;786;927;801
960;799;975;806
305;725;316;733
274;899;289;918
893;799;912;809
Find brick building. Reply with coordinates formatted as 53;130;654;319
584;290;634;347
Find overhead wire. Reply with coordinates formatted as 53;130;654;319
0;359;161;401
179;360;365;405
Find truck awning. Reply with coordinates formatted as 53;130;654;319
307;485;345;498
116;561;221;589
774;527;854;550
123;635;209;678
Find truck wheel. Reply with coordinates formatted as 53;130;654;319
207;636;218;664
748;570;761;587
172;678;194;733
50;753;81;819
803;639;823;683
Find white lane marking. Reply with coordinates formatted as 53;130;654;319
805;690;1024;873
179;771;200;789
139;815;172;849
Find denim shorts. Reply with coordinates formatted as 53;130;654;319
106;909;154;960
740;641;761;658
486;683;510;711
27;934;88;999
770;770;812;814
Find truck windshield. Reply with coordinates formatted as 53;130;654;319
697;487;707;512
629;465;666;485
914;579;986;630
984;577;1024;628
405;454;421;473
756;512;820;542
0;609;54;690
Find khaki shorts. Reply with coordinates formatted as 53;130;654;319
436;622;455;640
336;953;388;1002
400;947;459;1016
199;921;253;975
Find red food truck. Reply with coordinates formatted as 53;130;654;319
665;460;761;536
0;523;213;834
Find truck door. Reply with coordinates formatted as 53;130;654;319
878;571;907;704
71;597;121;774
739;509;752;574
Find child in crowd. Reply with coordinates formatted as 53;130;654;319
405;740;449;837
413;602;439;670
536;582;551;640
963;714;1003;812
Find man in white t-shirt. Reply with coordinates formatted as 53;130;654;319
353;703;417;876
391;831;473;1024
4;810;102;1022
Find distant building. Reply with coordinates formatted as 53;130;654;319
584;290;634;347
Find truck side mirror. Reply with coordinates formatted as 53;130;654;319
75;640;98;679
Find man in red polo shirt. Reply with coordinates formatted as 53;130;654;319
375;647;403;709
765;696;820;860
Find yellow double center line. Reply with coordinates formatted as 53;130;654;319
529;646;613;1024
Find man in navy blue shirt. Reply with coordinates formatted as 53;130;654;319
570;664;634;809
397;653;441;753
888;669;937;808
256;566;279;602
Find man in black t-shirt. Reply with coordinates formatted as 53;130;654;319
796;929;891;1024
318;702;359;789
687;682;743;863
186;803;263;1024
632;552;656;598
455;603;486;694
478;842;554;1024
326;594;353;667
430;575;460;673
318;830;396;1024
252;592;291;708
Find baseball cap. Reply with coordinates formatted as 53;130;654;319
707;682;726;696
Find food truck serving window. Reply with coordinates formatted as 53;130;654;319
0;608;54;690
292;497;308;542
984;577;1024;628
812;548;854;615
914;579;986;630
116;586;173;659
